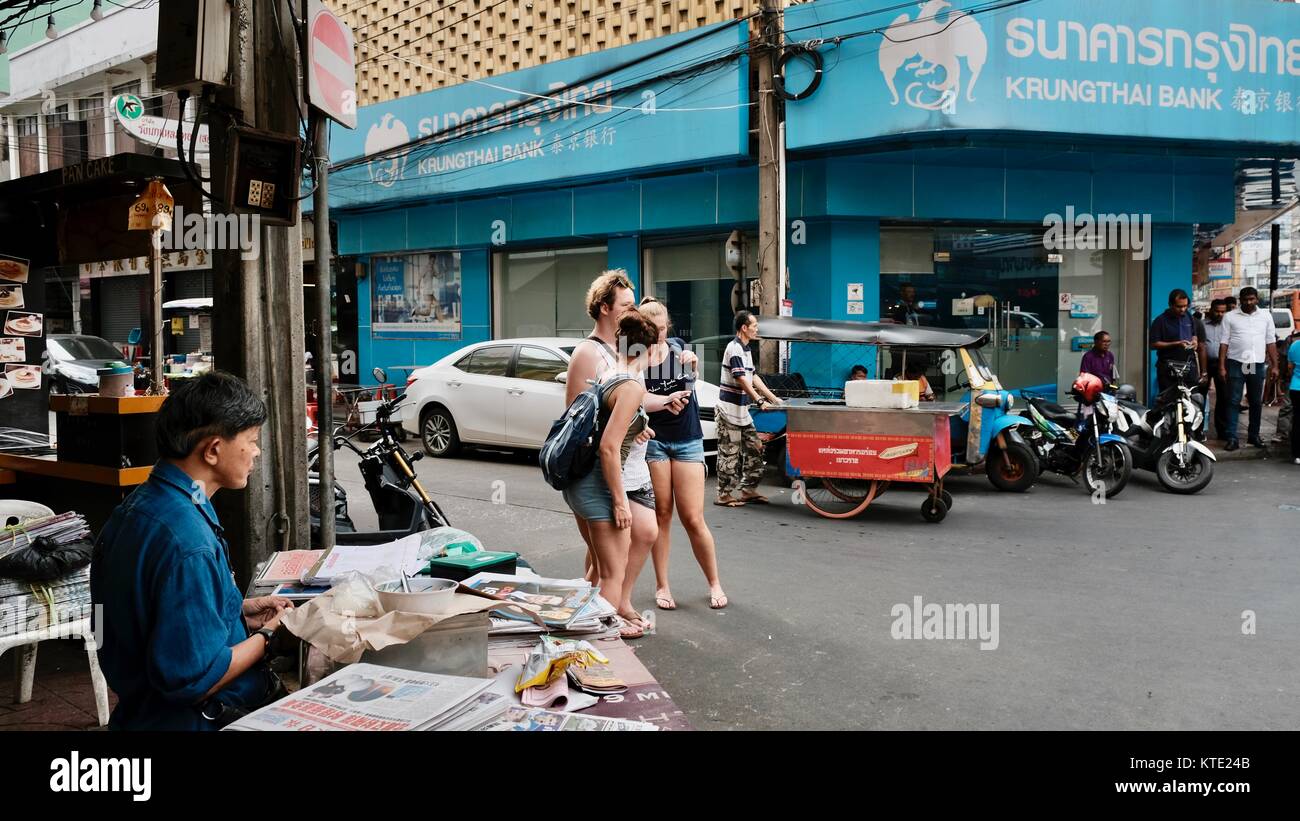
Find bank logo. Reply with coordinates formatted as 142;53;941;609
879;0;988;114
366;113;410;188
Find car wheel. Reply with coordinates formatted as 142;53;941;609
421;405;461;457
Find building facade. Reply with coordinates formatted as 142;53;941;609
329;0;1300;405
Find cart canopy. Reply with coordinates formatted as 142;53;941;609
756;316;988;348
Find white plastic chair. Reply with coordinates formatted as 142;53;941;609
0;502;109;726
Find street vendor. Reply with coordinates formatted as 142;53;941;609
91;371;293;730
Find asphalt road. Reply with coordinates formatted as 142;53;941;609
335;442;1300;731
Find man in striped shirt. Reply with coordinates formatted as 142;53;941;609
716;311;783;507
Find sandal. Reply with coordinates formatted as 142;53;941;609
714;495;745;507
616;614;646;640
655;591;677;611
739;492;769;505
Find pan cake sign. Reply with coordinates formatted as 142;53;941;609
787;0;1300;149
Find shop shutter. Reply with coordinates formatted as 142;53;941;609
172;270;212;353
99;276;145;348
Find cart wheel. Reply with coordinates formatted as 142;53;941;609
940;490;953;510
803;479;880;519
920;496;948;523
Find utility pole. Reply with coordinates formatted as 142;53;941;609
311;111;335;553
206;0;310;586
755;0;784;372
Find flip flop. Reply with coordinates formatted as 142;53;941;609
655;593;677;611
739;493;770;505
714;496;745;507
615;615;645;640
709;592;729;610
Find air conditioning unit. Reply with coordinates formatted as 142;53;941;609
156;0;231;94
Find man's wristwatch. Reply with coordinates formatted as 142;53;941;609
256;627;276;657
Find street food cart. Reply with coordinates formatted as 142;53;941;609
751;317;1041;521
780;400;964;521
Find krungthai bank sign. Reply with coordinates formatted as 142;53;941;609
785;0;1300;150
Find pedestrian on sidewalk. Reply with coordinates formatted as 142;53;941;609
1218;287;1278;451
637;298;729;611
560;309;673;638
1149;289;1207;393
1203;299;1230;438
564;272;686;592
90;372;293;730
716;311;783;507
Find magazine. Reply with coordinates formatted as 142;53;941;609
465;576;599;629
481;706;659;732
225;663;492;731
270;582;332;601
256;550;325;584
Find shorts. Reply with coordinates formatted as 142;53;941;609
645;437;705;464
562;462;656;520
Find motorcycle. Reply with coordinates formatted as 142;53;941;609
1109;361;1216;494
1018;376;1133;499
307;368;449;546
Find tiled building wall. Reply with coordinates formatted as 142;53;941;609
328;0;765;104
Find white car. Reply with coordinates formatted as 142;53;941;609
400;338;719;461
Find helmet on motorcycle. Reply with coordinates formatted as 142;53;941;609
1115;383;1137;402
1070;372;1104;403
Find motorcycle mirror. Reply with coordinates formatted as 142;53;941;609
372;367;387;384
555;372;568;384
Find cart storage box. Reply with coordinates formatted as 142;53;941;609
845;379;920;409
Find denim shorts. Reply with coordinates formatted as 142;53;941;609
562;461;615;522
645;437;705;464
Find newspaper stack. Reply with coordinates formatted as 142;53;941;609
0;512;94;638
0;566;91;637
224;663;503;731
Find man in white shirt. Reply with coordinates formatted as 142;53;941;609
1217;287;1278;450
1202;299;1229;438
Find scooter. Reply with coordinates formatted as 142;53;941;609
1109;361;1216;494
307;368;449;546
1018;379;1133;499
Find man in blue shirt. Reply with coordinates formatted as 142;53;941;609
92;372;293;730
1149;288;1207;392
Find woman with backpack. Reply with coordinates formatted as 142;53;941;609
561;308;687;638
638;298;729;612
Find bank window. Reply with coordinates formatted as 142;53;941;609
515;346;566;382
372;250;462;339
457;345;513;377
495;246;607;339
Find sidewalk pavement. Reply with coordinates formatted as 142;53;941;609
1206;401;1290;461
1;639;114;731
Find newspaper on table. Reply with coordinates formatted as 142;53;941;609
301;531;438;585
0;565;91;637
481;706;659;732
224;663;493;731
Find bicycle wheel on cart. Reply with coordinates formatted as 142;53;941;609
801;478;884;519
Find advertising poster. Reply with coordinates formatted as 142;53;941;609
371;251;462;338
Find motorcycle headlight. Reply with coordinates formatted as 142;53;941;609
976;392;1001;409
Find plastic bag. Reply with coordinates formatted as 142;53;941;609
0;534;93;582
419;527;485;558
326;568;390;618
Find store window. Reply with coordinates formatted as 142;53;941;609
644;236;757;384
371;250;462;338
495;246;607;339
17;116;39;177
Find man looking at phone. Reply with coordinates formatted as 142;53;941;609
1149;289;1207;393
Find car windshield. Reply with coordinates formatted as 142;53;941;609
49;336;123;360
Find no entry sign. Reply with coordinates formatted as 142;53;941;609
307;0;357;129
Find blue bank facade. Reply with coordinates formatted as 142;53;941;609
327;0;1300;402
